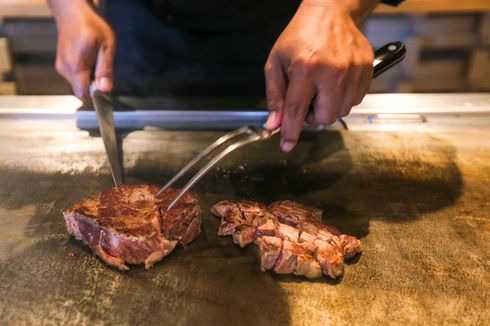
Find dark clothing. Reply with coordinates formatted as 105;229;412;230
99;0;403;96
99;0;299;96
380;0;405;5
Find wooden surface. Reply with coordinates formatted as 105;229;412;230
0;0;489;19
0;0;51;19
376;0;490;14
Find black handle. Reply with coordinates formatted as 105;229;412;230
372;41;406;78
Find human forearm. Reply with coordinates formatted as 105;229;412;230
47;0;115;98
47;0;96;25
301;0;380;24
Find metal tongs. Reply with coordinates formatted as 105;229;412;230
157;41;407;210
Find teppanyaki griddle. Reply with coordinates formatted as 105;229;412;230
0;94;489;325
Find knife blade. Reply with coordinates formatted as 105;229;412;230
89;82;124;186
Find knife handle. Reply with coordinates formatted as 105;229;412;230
373;41;406;78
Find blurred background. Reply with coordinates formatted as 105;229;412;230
0;0;489;95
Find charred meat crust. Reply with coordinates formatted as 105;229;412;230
211;199;362;279
63;185;201;270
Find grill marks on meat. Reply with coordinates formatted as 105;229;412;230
63;185;201;270
211;200;362;279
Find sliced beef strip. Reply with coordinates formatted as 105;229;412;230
257;236;282;271
273;240;303;274
211;199;362;279
268;200;323;225
340;235;362;259
211;200;243;236
232;225;257;247
274;240;323;279
295;252;323;279
272;200;362;259
277;223;300;242
314;240;345;278
256;219;278;237
63;185;201;271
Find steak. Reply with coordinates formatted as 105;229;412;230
211;200;361;279
63;184;201;270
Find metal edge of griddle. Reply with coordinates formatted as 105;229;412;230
0;95;81;119
76;110;269;130
2;93;490;130
76;110;490;132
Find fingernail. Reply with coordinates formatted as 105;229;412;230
281;140;295;153
97;77;112;92
266;111;278;130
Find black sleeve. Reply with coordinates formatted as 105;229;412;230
380;0;404;5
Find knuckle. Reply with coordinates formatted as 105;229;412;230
338;110;350;118
339;105;353;118
353;95;365;106
365;50;375;64
60;56;80;73
286;102;305;120
70;64;84;74
267;98;282;112
330;61;350;78
288;58;314;78
264;61;274;75
351;58;364;70
325;114;337;124
67;59;90;74
103;35;116;51
313;116;326;125
80;26;98;40
73;87;84;99
54;60;65;74
313;115;327;125
106;28;116;42
314;106;338;124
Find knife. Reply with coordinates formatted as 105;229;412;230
89;82;124;186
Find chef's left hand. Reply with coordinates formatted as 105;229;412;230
265;0;377;152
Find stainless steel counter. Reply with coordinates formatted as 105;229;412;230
0;93;489;325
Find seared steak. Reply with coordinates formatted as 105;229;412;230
63;185;201;270
211;200;361;279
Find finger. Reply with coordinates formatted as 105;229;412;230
311;76;345;125
354;62;373;105
280;77;316;152
65;42;97;99
305;111;315;125
71;68;92;99
95;39;115;93
264;57;286;131
55;58;71;84
339;67;360;117
305;97;316;124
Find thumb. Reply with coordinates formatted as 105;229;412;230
94;40;115;93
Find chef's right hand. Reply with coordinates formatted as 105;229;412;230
48;0;115;99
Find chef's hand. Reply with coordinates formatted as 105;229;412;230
48;0;115;99
265;0;378;152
